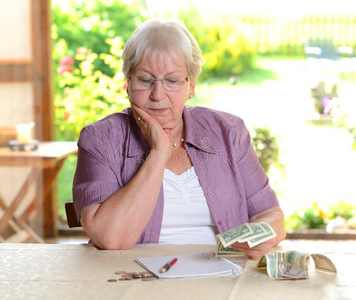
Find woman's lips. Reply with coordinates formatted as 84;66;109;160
149;108;167;114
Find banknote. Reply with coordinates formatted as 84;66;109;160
310;253;337;275
215;239;245;257
247;222;277;248
238;223;268;243
257;251;336;280
216;223;253;248
276;251;310;279
215;222;276;257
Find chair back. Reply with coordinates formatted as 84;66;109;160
65;202;81;228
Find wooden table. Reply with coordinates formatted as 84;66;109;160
0;142;78;241
0;240;354;300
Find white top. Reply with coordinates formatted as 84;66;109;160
158;167;218;245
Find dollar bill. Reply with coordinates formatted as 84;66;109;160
247;222;277;248
238;223;268;243
215;222;277;257
215;238;245;257
265;253;277;279
216;223;253;248
310;253;337;275
277;251;310;279
257;251;336;280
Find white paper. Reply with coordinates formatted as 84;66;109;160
136;251;243;279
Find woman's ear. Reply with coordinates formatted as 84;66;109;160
126;82;130;99
188;79;196;100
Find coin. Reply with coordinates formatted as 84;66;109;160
132;274;143;279
121;274;132;278
107;279;117;282
119;278;127;281
142;277;154;281
115;271;127;275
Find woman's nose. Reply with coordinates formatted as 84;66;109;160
150;80;166;101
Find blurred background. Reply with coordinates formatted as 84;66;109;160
1;0;355;242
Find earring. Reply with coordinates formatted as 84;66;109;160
189;94;193;98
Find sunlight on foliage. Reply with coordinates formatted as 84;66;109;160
285;201;356;230
251;127;284;175
54;39;129;141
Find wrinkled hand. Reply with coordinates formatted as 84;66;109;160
231;237;277;260
131;102;172;155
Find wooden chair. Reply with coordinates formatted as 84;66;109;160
65;202;81;228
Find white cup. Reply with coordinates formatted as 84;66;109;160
16;122;34;144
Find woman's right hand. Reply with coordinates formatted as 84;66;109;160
130;102;172;156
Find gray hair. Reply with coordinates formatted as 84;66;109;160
122;18;205;81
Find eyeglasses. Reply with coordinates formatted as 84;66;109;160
128;74;188;92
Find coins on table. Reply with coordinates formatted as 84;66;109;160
107;271;155;282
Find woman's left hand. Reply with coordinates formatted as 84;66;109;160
231;206;286;259
230;236;278;260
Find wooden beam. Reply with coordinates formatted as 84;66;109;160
31;0;54;142
0;62;33;82
30;0;57;238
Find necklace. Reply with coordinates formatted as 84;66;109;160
173;138;185;147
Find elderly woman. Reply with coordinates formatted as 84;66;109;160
73;18;286;258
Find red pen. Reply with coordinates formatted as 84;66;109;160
160;258;178;273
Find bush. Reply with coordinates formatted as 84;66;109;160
52;0;146;88
251;127;282;175
177;9;256;80
54;38;129;141
285;201;356;230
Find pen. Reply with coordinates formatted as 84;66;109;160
160;258;178;273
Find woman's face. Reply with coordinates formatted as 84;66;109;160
127;54;195;131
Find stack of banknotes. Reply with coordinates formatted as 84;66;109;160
215;222;337;280
215;222;276;257
256;250;337;280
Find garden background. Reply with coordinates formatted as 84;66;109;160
53;0;356;231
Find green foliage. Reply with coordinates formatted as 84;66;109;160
329;201;355;220
285;201;356;230
332;105;356;151
54;38;129;141
52;0;145;140
251;127;282;175
285;203;327;230
57;155;77;221
177;9;256;80
52;0;146;85
348;127;356;151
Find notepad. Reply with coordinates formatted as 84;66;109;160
135;251;243;279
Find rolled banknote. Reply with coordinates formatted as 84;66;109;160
257;250;337;280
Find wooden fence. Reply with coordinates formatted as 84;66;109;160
233;14;356;55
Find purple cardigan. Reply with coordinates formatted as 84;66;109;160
73;106;279;244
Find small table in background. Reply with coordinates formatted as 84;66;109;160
0;141;77;242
